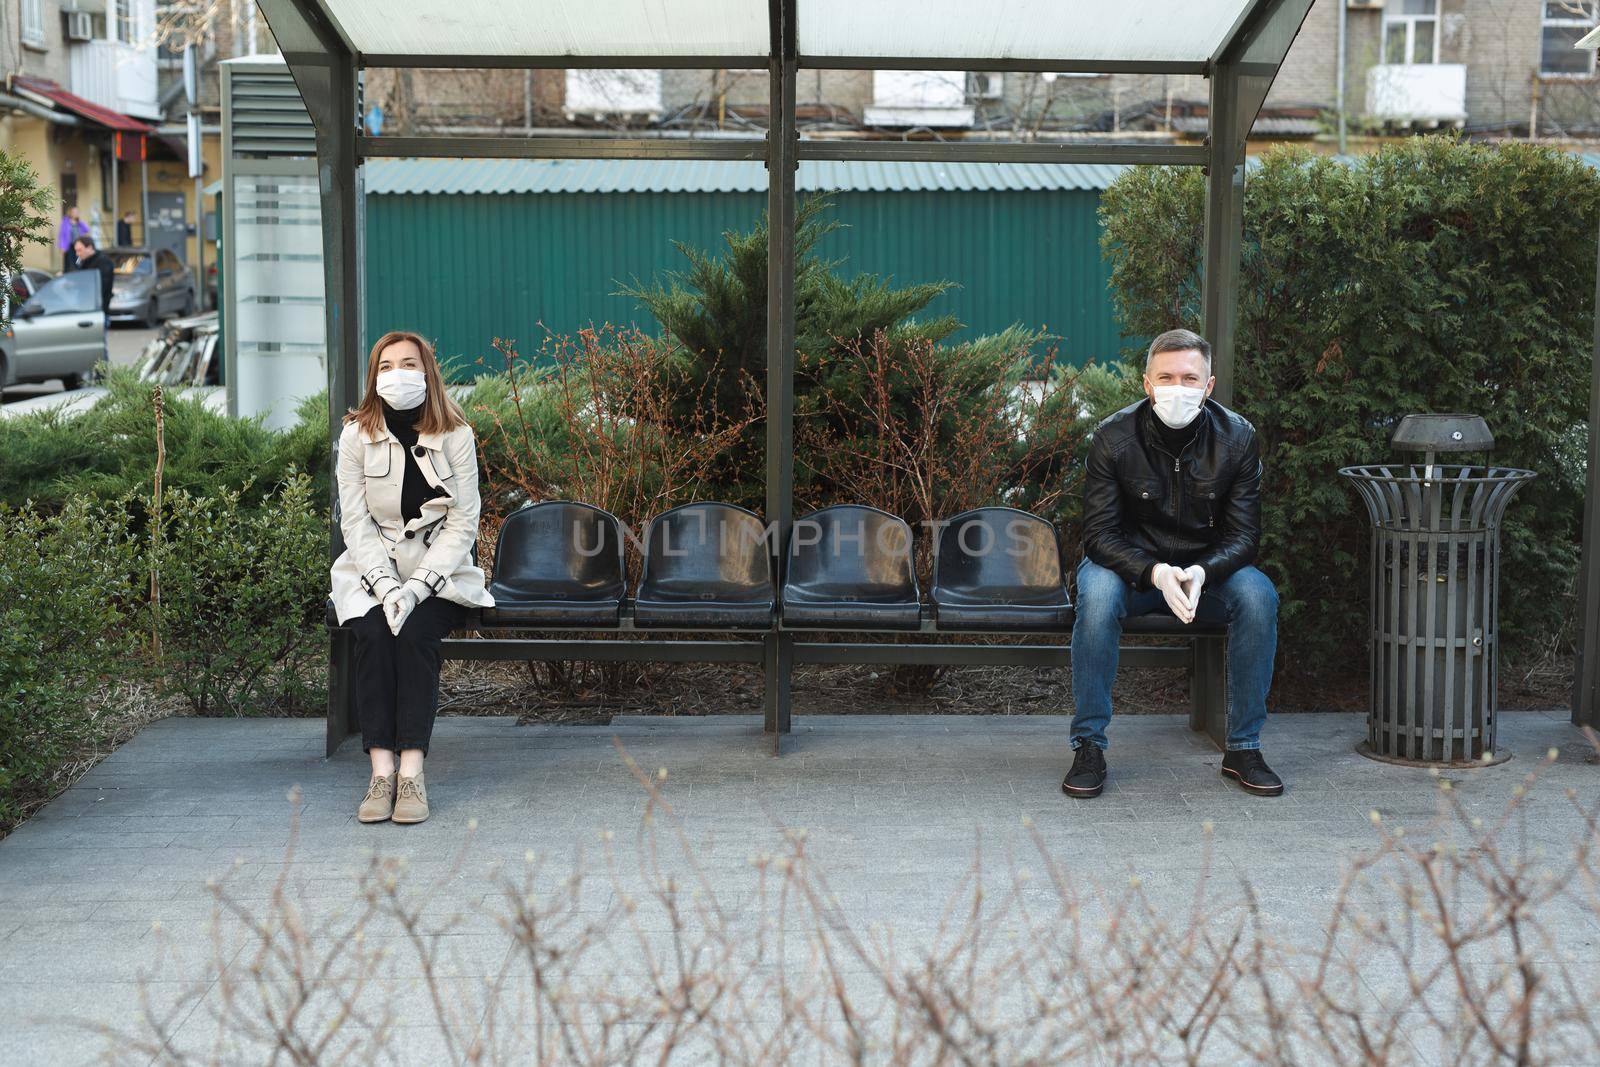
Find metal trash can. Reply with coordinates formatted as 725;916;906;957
1338;415;1535;765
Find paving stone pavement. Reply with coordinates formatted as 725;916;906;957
2;710;1597;1065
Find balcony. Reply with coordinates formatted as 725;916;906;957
69;38;160;121
864;70;975;128
1365;63;1467;127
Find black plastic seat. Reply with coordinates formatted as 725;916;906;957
931;507;1073;632
633;502;775;629
482;501;626;627
780;505;921;630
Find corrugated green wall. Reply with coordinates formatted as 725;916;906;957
363;189;1120;378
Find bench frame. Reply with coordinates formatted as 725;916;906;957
325;612;1229;756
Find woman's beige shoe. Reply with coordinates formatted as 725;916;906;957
392;772;429;824
358;772;396;823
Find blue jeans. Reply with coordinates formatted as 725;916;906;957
1069;557;1278;752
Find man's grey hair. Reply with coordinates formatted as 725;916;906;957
1145;328;1212;372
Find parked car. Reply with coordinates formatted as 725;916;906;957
7;267;56;303
107;247;196;327
137;311;221;387
3;309;223;420
0;269;106;390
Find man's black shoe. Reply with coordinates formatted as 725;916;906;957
1220;749;1284;796
1062;744;1107;798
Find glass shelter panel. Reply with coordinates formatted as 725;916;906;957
231;172;326;430
328;0;770;58
797;0;1252;64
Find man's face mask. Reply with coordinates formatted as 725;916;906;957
1150;384;1206;429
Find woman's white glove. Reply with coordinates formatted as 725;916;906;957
383;586;418;636
1181;564;1206;615
1151;563;1196;624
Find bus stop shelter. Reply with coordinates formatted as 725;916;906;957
253;0;1600;736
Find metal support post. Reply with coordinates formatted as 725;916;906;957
763;0;798;742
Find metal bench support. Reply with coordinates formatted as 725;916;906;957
763;632;794;736
327;628;357;758
1190;634;1228;750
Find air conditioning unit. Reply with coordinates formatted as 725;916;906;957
969;72;1004;99
564;69;664;121
1346;0;1383;9
64;10;94;42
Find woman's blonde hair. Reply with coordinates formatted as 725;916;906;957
344;330;466;438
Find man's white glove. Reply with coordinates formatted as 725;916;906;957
1180;564;1206;615
1151;563;1195;624
383;586;418;636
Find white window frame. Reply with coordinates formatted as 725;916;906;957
20;0;45;47
108;0;148;45
1380;2;1441;66
1541;2;1599;77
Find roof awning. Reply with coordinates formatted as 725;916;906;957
153;132;190;160
8;75;154;135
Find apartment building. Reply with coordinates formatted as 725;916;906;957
0;0;273;274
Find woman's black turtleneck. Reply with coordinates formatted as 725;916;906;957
381;399;443;522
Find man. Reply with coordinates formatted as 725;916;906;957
72;234;115;314
1063;328;1283;798
116;210;136;248
57;205;88;271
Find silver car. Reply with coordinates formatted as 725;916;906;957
107;247;196;327
1;268;107;390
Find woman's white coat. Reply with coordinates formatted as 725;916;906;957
329;416;494;624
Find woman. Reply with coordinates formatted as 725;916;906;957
330;331;494;824
57;206;89;272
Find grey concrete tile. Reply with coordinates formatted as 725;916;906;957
0;934;238;983
2;979;207;1067
4;711;1597;1064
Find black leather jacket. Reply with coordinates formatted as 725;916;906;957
1081;396;1262;590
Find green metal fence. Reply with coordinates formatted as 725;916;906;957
364;178;1123;378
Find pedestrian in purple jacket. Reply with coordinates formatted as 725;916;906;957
57;206;89;271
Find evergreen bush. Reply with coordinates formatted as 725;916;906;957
0;369;329;511
1099;139;1598;676
150;476;328;715
623;196;1044;503
0;499;139;826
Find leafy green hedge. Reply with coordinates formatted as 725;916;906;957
0;474;328;829
154;477;328;715
0;500;138;826
1100;138;1598;674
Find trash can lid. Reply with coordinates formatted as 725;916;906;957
1390;414;1494;453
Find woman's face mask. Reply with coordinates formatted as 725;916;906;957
375;368;427;410
1150;384;1206;429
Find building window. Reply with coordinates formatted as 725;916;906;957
20;0;44;46
1542;2;1598;76
109;0;139;45
1381;0;1440;65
